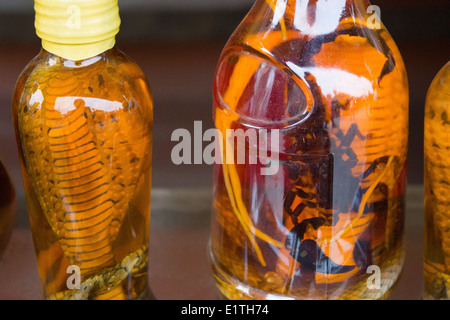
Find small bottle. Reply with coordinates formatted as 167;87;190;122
424;61;450;300
12;0;153;300
0;159;16;261
210;0;409;300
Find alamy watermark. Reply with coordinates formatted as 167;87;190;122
367;5;381;30
64;263;381;292
66;265;81;290
171;121;280;176
367;265;382;290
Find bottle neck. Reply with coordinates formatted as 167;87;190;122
261;0;373;35
40;38;117;63
266;0;371;9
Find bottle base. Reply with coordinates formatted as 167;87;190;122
137;286;156;300
210;247;404;300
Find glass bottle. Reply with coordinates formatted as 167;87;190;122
210;0;409;300
0;159;16;261
424;61;450;300
12;0;153;300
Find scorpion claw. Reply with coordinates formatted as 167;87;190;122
289;239;356;275
285;218;356;275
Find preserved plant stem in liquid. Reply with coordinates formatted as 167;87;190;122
211;0;409;300
424;61;450;300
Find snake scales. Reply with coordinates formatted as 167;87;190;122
424;62;450;299
17;52;152;299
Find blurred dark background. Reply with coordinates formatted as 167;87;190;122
0;0;449;198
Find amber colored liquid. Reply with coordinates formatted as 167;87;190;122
424;62;450;300
12;47;153;300
211;0;408;300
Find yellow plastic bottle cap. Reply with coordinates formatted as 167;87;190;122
35;0;121;61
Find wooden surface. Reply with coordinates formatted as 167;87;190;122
0;185;424;300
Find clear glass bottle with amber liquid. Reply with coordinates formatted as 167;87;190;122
210;0;409;300
424;61;450;300
12;0;153;300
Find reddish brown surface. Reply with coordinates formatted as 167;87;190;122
0;186;424;300
0;227;217;300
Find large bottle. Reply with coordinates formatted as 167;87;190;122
424;61;450;300
12;0;153;300
210;0;409;300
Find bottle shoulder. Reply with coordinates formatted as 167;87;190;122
220;1;407;80
425;62;450;113
12;50;45;107
13;47;153;118
214;4;409;130
428;62;450;96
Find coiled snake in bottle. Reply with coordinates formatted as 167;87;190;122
17;53;152;300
